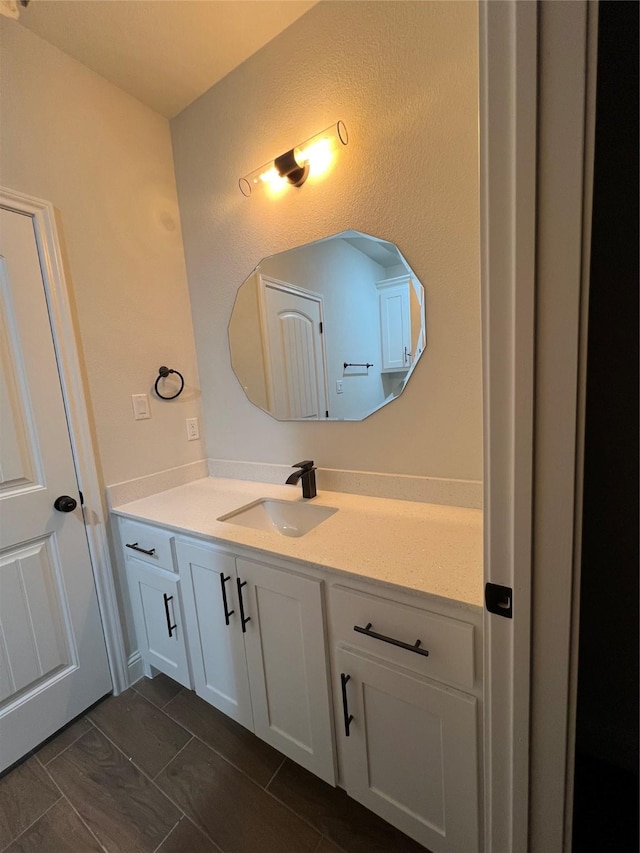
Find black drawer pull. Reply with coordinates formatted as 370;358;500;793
340;673;354;737
125;542;156;556
163;593;177;638
353;622;429;657
220;573;235;625
237;578;251;633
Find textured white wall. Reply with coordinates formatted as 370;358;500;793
172;0;481;481
0;20;204;488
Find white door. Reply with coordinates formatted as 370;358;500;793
177;539;253;729
0;207;111;771
262;278;328;419
238;557;336;785
336;646;479;853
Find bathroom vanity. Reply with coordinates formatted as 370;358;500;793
111;477;482;853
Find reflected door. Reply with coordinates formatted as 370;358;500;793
261;278;328;419
0;208;111;771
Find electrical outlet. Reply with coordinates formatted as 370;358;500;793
131;394;150;420
336;380;344;394
186;417;199;441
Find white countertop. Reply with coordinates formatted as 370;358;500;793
111;477;483;610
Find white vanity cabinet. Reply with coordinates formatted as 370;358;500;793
115;507;482;853
119;518;191;689
376;274;425;373
176;539;336;785
329;585;481;853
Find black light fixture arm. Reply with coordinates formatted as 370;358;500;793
274;149;309;187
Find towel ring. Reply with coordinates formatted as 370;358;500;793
154;366;184;400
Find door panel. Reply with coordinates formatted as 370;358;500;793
280;312;318;418
0;284;37;489
0;207;111;771
176;540;252;728
337;646;479;853
255;585;312;746
379;284;410;371
364;681;445;824
262;279;327;419
238;558;336;784
126;557;191;689
0;538;74;703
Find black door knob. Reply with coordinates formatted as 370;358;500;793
54;495;77;513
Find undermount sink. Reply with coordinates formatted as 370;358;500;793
218;499;338;538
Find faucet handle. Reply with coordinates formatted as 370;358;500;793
292;460;315;470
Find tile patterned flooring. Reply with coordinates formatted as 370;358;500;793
0;675;428;853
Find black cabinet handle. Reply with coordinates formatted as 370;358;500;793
353;622;429;657
125;542;156;557
163;593;177;638
237;578;251;633
220;573;235;626
340;673;354;737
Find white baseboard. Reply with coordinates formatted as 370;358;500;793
125;652;144;690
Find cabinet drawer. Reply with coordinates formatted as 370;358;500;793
330;585;475;689
119;518;176;572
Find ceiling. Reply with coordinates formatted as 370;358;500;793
17;0;318;118
343;235;402;270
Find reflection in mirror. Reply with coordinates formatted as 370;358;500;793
229;231;426;421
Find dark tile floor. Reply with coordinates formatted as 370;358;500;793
0;675;427;853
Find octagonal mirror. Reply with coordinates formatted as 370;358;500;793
229;230;426;421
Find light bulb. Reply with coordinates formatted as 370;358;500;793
296;138;334;178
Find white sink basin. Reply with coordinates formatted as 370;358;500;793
218;499;338;538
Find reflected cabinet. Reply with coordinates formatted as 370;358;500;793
376;274;426;373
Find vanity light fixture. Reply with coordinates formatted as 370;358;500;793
239;121;348;197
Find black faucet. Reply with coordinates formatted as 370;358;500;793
286;460;317;499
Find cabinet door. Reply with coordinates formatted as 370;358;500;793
336;647;479;853
379;284;410;371
237;558;336;785
177;540;253;729
125;557;191;689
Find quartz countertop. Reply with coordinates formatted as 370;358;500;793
111;477;483;610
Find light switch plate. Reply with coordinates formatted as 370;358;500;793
186;417;199;441
131;394;150;420
336;380;344;394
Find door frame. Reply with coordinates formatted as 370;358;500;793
479;4;537;848
0;186;128;694
480;2;595;851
